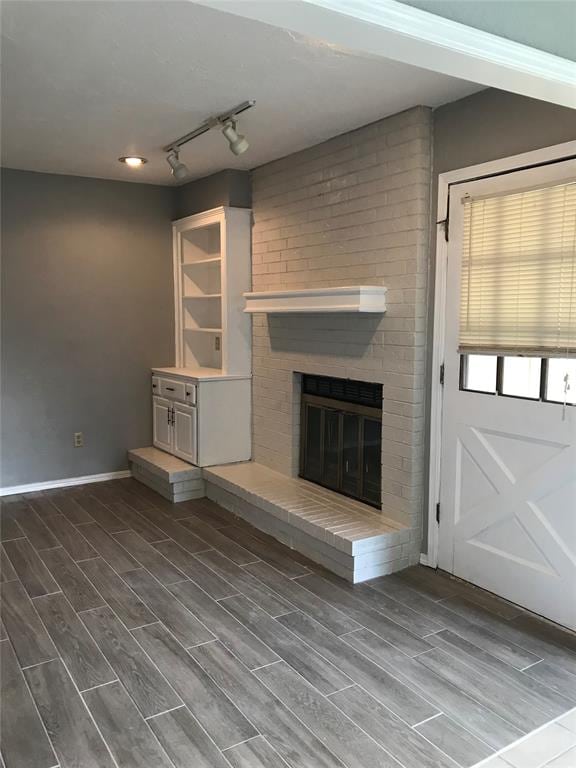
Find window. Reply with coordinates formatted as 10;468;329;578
459;182;576;358
501;357;541;400
461;355;497;393
460;355;575;405
546;358;576;405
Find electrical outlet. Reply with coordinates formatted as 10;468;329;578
214;335;221;352
74;432;84;448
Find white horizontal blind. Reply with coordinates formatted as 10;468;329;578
459;181;576;357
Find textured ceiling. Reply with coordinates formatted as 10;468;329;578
1;0;481;185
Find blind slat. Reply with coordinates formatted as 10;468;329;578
459;182;576;357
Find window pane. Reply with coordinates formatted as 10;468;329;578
546;358;576;405
501;357;541;399
463;355;497;393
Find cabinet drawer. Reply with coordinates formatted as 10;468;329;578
160;378;186;401
185;384;197;405
152;376;161;395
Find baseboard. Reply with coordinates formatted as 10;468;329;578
0;470;132;497
419;553;436;568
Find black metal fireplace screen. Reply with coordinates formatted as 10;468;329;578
299;374;382;508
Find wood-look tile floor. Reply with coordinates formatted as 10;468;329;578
2;478;576;768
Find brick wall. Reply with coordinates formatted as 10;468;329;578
251;106;432;555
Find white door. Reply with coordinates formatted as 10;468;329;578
439;161;576;629
173;402;197;464
153;396;172;453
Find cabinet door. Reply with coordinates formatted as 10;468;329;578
153;397;172;453
173;402;197;465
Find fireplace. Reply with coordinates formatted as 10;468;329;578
299;374;382;508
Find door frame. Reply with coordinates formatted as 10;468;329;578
424;139;576;569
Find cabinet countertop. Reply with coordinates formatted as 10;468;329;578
152;367;251;382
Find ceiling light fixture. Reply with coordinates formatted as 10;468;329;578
221;119;249;156
163;100;255;180
118;156;147;167
166;149;189;181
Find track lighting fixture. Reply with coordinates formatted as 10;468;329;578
166;149;189;181
163;100;255;180
221;119;249;156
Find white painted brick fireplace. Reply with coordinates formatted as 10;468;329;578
249;106;432;568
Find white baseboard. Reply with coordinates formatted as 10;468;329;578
0;470;132;497
419;553;435;568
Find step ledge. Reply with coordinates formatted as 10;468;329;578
203;462;408;557
128;447;202;483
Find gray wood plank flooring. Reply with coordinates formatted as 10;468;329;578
0;640;58;768
148;705;230;768
0;580;58;668
34;592;117;691
83;681;175;768
23;659;116;768
80;605;182;717
2;479;576;768
39;546;105;611
2;537;59;597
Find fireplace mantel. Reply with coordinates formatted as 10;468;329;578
243;286;387;314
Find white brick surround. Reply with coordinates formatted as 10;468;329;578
251;106;432;565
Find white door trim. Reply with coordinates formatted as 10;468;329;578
424;139;576;568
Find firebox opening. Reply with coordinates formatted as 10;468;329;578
299;374;382;509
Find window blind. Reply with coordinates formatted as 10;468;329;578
459;181;576;357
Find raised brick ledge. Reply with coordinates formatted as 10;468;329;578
203;462;409;559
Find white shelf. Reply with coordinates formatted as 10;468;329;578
184;327;222;334
183;294;222;299
244;286;387;314
182;257;221;267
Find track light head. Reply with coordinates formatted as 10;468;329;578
166;150;189;181
221;119;249;156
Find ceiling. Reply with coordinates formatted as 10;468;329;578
1;1;481;186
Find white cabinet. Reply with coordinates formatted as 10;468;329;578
152;371;250;468
150;205;252;469
173;402;197;464
153;395;197;463
152;397;172;453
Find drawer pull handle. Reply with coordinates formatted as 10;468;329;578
166;387;175;391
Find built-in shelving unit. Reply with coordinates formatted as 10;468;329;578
173;206;252;375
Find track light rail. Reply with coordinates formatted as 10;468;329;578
163;100;255;153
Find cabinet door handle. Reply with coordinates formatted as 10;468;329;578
166;387;175;391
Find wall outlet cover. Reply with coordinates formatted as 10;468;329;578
74;432;84;448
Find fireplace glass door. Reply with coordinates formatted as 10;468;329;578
300;376;382;508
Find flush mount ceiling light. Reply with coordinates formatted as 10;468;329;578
118;156;147;167
166;149;189;181
163;100;255;181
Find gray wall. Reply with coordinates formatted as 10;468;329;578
397;1;576;61
421;89;576;550
173;169;251;220
1;169;174;487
